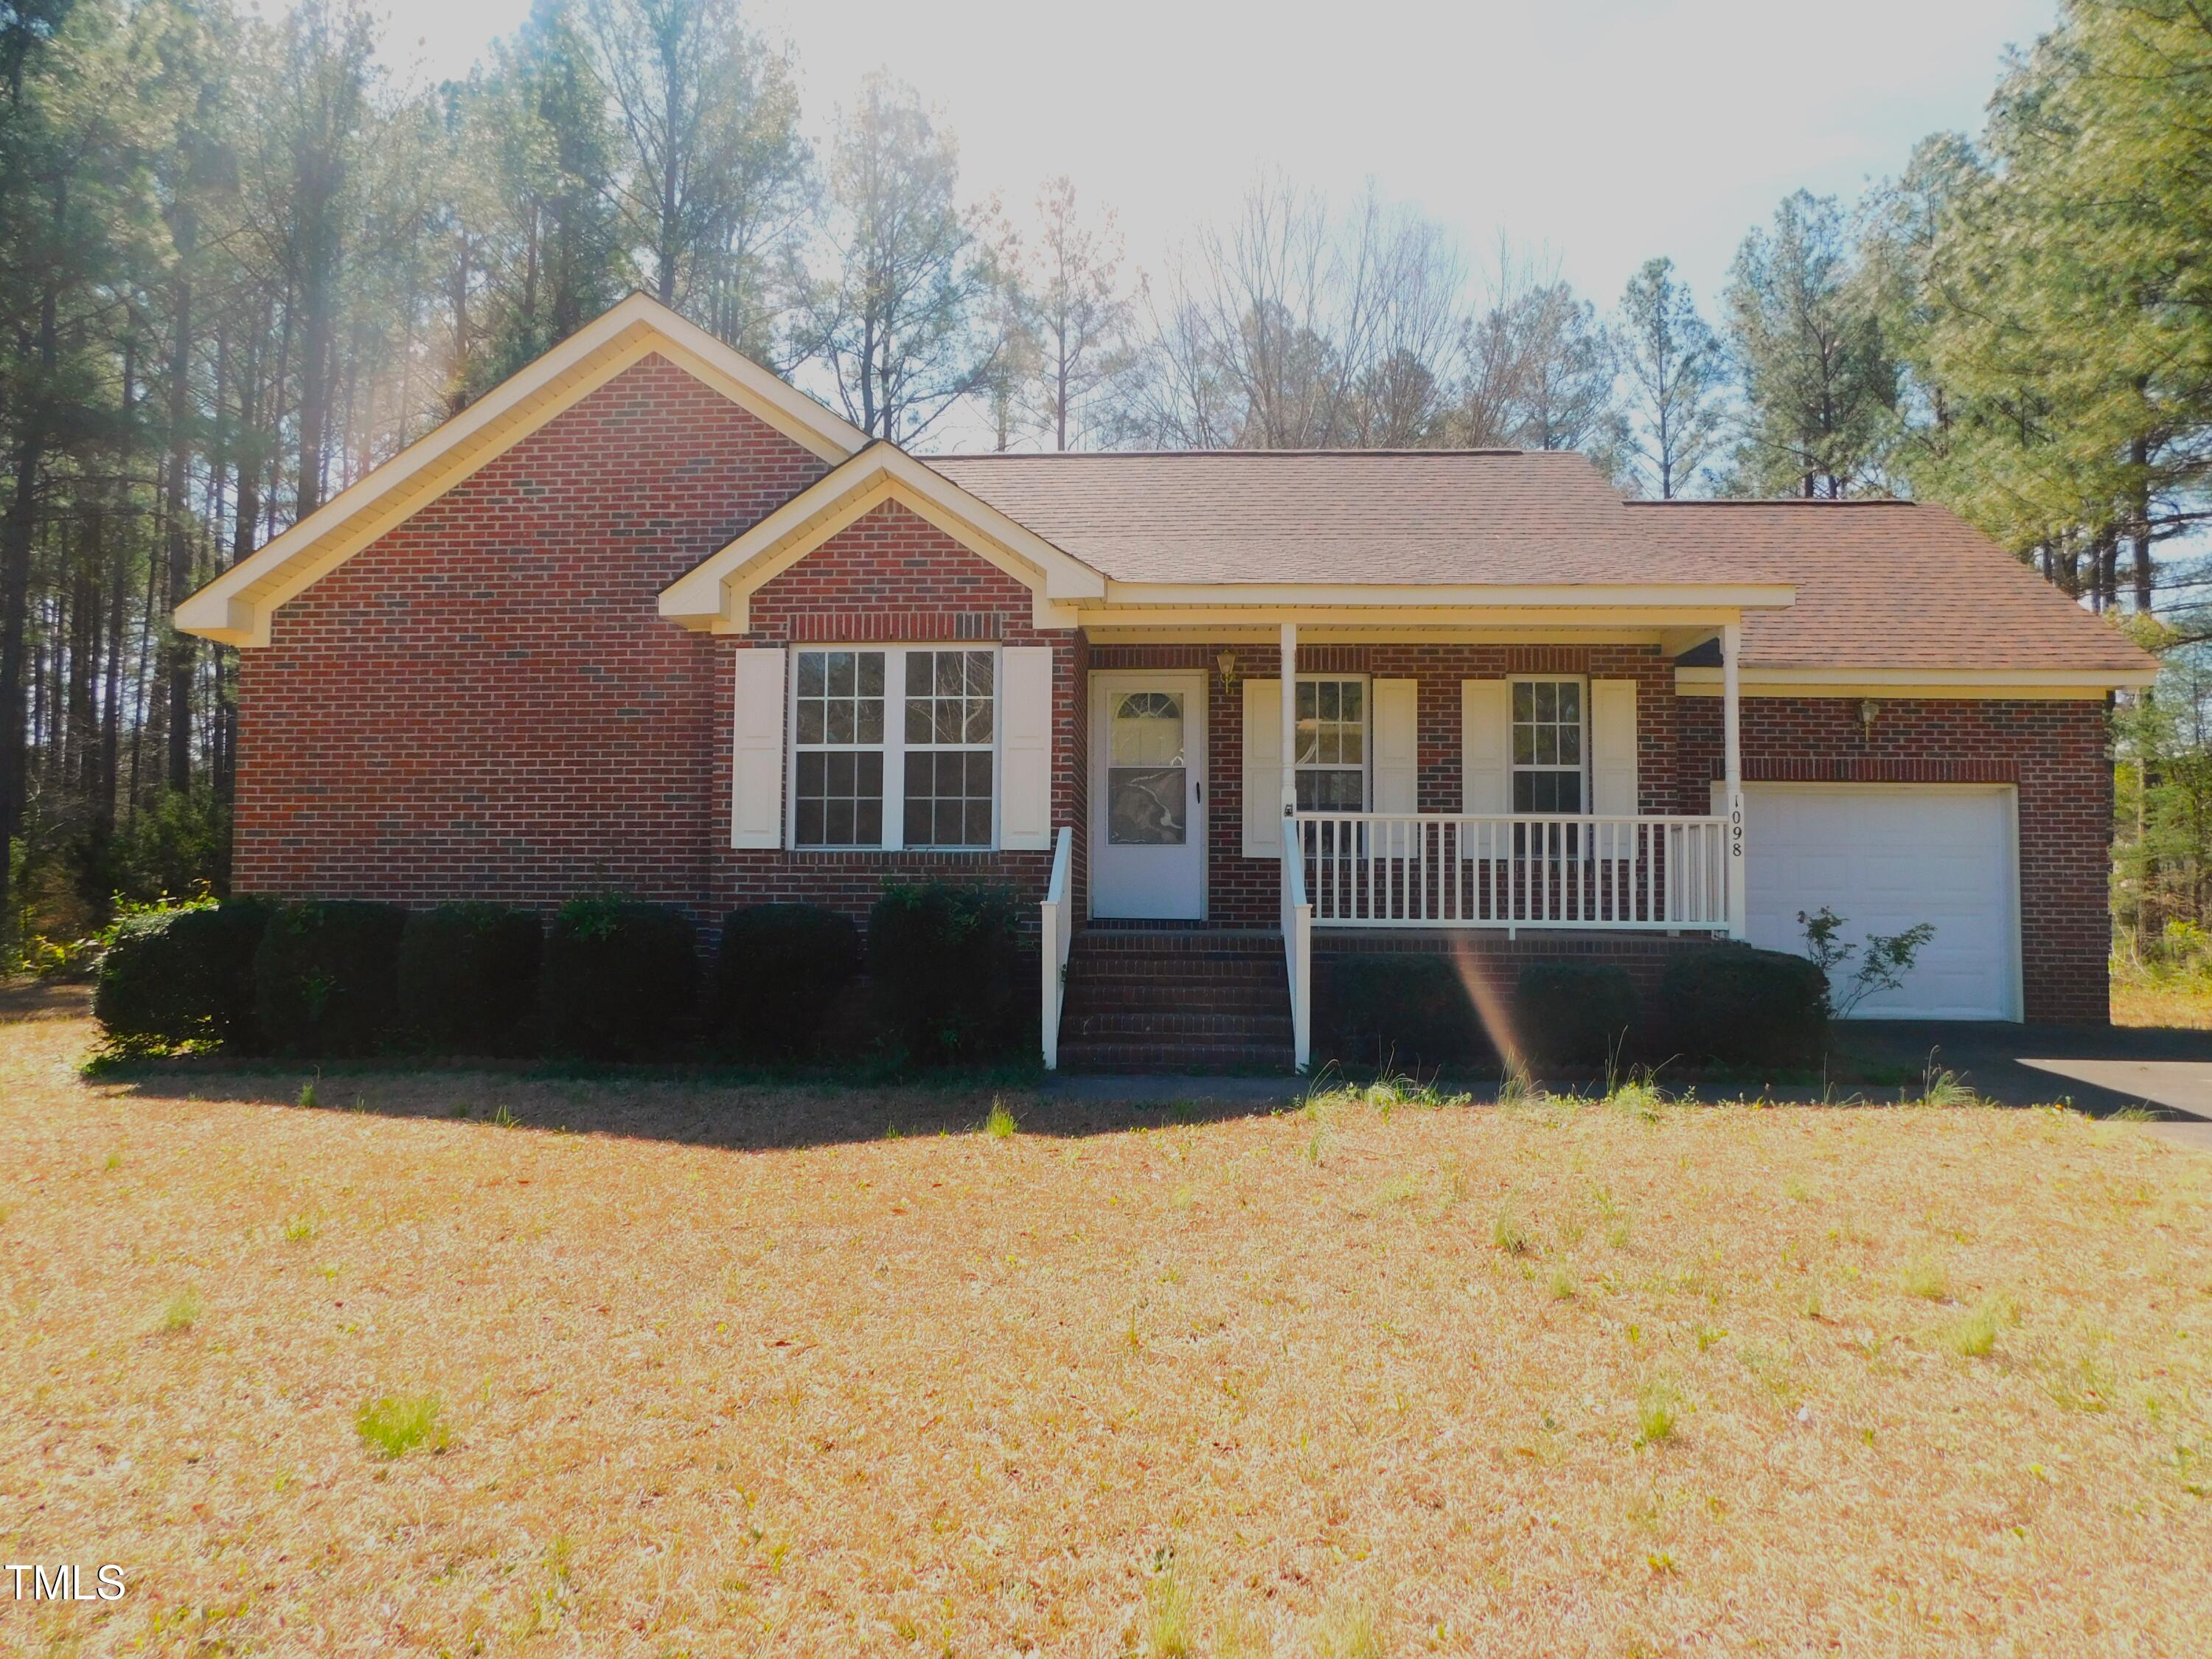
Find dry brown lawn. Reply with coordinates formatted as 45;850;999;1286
2110;963;2212;1031
4;1001;2210;1658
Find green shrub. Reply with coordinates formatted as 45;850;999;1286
713;903;860;1059
542;897;699;1059
253;901;409;1056
1517;960;1638;1070
866;881;1028;1064
94;897;273;1048
1315;953;1492;1071
1660;945;1829;1068
396;902;543;1053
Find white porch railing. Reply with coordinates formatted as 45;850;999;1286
1281;824;1312;1071
1039;826;1074;1071
1291;812;1736;932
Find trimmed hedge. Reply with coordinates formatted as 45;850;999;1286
714;904;859;1059
1517;961;1638;1070
866;882;1027;1064
253;900;410;1056
1661;946;1829;1068
396;903;543;1053
1315;953;1492;1071
94;898;274;1048
543;897;699;1059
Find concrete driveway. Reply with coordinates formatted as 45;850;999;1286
1837;1020;2212;1152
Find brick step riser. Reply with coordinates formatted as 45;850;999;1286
1062;1013;1295;1039
1058;1046;1295;1074
1064;963;1287;984
1062;997;1288;1019
1062;984;1287;1004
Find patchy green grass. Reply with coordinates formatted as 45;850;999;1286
355;1393;450;1459
1;1006;2208;1655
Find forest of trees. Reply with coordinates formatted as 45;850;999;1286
1;0;2207;965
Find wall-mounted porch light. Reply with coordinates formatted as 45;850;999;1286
1860;698;1879;741
1217;650;1240;690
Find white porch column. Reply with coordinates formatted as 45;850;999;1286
1279;622;1298;830
1722;619;1747;939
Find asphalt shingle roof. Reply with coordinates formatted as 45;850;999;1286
928;450;2151;677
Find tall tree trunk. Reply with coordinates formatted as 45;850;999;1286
0;219;60;928
164;242;196;793
2130;436;2154;613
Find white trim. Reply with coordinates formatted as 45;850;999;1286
1293;672;1374;813
1096;582;1796;610
1677;664;2151;697
1090;669;1208;920
1717;779;2024;1022
1507;672;1589;815
659;445;1106;633
177;293;866;646
782;643;1004;854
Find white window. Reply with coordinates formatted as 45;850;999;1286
1510;676;1585;813
902;649;995;848
790;646;997;851
1294;676;1368;811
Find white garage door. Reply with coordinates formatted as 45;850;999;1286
1731;784;2021;1021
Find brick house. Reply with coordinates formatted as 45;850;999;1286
178;295;2156;1070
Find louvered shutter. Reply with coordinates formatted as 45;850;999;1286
732;647;787;849
1373;678;1419;812
1242;677;1282;858
1461;679;1509;815
998;646;1054;849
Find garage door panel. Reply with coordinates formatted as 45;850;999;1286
1734;785;2017;1021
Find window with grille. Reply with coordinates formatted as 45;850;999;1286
1294;677;1367;811
788;646;998;851
792;649;886;847
1510;678;1585;813
902;650;995;848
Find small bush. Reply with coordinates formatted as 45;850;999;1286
253;901;409;1056
1660;945;1828;1068
355;1393;448;1458
542;897;699;1059
397;902;543;1053
712;903;860;1059
94;897;274;1048
1315;953;1492;1071
866;881;1028;1064
1516;960;1638;1069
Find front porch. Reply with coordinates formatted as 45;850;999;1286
1045;620;1754;1071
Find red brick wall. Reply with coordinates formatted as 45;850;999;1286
236;355;830;908
717;500;1082;922
1086;642;1676;925
1677;695;2113;1023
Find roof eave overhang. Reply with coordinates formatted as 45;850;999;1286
1675;664;2157;699
175;293;870;647
658;445;1107;633
1090;580;1798;612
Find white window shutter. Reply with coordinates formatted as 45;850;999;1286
1373;678;1419;813
1242;677;1282;858
999;645;1054;849
731;647;786;849
1461;679;1509;815
1591;679;1639;816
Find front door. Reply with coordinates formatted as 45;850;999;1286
1090;672;1206;919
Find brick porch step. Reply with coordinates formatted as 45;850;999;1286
1055;929;1295;1074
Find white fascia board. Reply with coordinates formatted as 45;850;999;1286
660;445;1105;632
1675;664;2157;696
177;293;866;647
1094;580;1798;611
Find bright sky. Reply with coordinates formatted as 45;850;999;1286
365;0;2059;317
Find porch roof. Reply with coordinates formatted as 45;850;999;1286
931;450;1746;587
